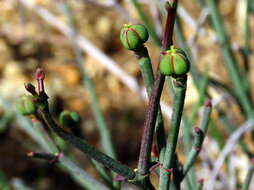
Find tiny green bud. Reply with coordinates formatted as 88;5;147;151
59;111;81;128
16;95;36;116
59;111;82;137
159;46;190;77
120;24;149;50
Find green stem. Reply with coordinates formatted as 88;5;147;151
207;0;254;119
159;76;187;190
17;116;110;190
183;100;212;177
241;158;254;190
37;103;135;180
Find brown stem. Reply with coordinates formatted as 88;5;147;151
138;73;165;175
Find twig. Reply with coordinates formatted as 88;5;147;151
134;45;166;172
16;116;111;190
137;0;178;176
37;102;135;180
182;100;212;178
207;119;254;190
138;73;165;175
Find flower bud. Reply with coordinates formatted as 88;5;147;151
16;95;36;116
159;46;190;77
120;24;149;50
59;111;81;128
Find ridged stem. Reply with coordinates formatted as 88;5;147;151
37;103;136;180
17;116;110;190
183;100;212;177
159;76;187;190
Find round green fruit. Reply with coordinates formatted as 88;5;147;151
120;24;149;50
59;111;81;128
159;46;190;77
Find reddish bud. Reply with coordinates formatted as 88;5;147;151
205;99;212;108
35;68;45;80
24;83;37;96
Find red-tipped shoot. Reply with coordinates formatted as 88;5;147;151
24;83;38;96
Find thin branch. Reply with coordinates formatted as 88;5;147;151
16;116;111;190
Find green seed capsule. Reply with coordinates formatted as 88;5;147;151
159;46;190;77
59;111;81;128
16;95;36;116
120;24;149;50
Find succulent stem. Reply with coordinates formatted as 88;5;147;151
159;75;187;190
37;102;135;180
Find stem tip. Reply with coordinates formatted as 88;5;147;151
205;99;212;108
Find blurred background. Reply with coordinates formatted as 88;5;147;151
0;0;254;189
